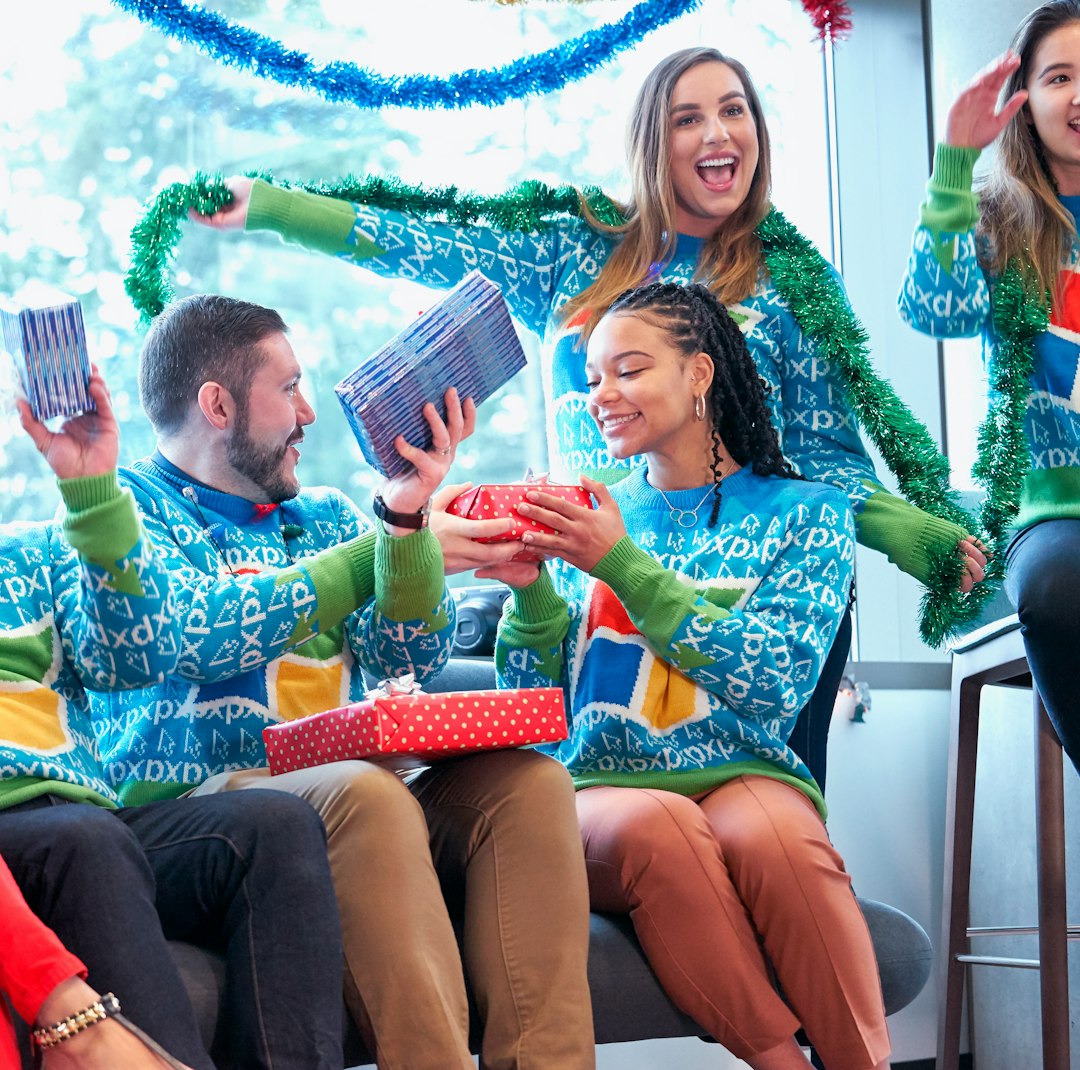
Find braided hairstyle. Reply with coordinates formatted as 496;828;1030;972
605;281;800;525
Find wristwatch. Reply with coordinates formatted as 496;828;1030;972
373;493;430;530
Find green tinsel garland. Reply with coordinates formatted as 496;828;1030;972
125;173;234;318
124;172;624;321
974;263;1045;560
757;210;989;646
123;173;1005;646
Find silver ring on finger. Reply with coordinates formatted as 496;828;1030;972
434;446;451;456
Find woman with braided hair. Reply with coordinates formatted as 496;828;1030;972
491;280;891;1070
193;45;986;789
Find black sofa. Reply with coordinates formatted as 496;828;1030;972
173;655;933;1066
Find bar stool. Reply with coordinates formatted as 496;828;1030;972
938;614;1073;1069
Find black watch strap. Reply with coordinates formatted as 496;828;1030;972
373;493;430;530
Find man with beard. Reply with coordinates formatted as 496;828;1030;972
90;294;595;1070
3;364;344;1070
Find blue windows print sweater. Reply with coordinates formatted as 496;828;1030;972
495;468;855;818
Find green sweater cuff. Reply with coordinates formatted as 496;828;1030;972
374;526;446;621
58;470;123;512
58;473;140;562
856;484;968;585
303;532;377;626
247;179;383;258
0;777;117;813
592;536;667;611
921;143;982;237
510;567;567;624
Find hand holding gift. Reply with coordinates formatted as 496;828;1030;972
376;386;475;536
512;475;623;573
445;480;595;560
430;482;524;575
17;365;119;481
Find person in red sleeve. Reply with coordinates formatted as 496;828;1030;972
0;854;189;1070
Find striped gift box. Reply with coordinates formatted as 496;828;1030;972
0;292;93;421
334;271;526;478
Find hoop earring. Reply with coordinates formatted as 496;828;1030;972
694;394;706;421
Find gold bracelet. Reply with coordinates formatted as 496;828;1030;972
32;992;121;1050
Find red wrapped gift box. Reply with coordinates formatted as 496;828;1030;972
446;483;592;562
263;683;568;775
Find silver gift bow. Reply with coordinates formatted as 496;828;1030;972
364;673;423;701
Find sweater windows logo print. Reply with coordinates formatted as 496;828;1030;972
0;616;72;753
573;577;755;733
268;629;351;721
1035;265;1080;421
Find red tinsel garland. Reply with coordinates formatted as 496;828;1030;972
801;0;853;41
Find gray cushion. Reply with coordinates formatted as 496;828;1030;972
171;894;931;1062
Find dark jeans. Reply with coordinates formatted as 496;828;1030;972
787;609;852;794
1006;518;1080;774
0;790;344;1070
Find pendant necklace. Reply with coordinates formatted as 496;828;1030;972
653;459;738;529
655;484;715;528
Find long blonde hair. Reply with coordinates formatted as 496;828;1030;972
560;47;773;337
979;0;1080;301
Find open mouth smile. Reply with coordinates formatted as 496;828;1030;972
696;155;737;191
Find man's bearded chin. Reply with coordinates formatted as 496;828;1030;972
226;418;301;504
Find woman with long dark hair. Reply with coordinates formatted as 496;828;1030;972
899;0;1080;773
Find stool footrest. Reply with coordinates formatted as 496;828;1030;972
955;953;1041;970
967;925;1080;938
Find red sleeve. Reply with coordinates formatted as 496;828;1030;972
0;856;86;1025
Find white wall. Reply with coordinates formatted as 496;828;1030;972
827;687;952;1063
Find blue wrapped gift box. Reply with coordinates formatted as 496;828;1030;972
0;291;93;421
334;271;526;478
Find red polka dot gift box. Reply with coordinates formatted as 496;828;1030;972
445;483;592;562
262;676;568;775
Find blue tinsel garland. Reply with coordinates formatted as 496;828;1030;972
110;0;702;110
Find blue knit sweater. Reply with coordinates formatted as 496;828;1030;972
89;454;456;804
495;467;856;818
0;474;178;810
242;179;966;586
899;142;1080;532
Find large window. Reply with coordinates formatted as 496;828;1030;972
2;0;832;586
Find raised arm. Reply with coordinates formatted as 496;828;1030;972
898;54;1025;339
19;371;179;689
345;394;468;684
191;175;567;338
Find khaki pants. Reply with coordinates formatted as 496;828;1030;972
576;776;891;1070
196;748;594;1070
